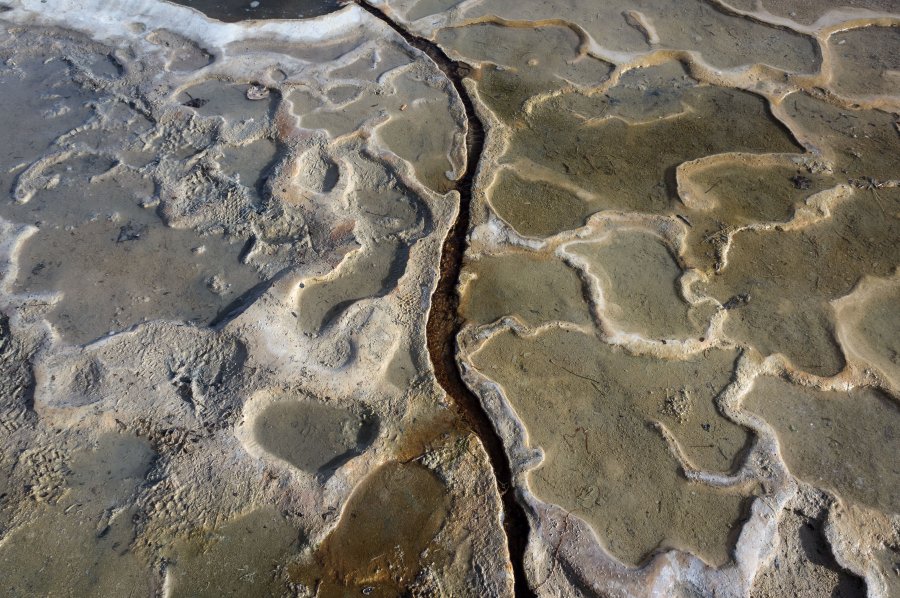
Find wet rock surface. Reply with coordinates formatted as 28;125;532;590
0;0;898;597
0;2;508;596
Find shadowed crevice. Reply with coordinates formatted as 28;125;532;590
352;2;534;595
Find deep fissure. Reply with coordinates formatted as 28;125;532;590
352;1;534;595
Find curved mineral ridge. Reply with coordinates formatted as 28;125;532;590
0;1;509;595
378;0;898;595
0;0;898;596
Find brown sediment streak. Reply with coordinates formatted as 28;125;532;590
353;1;534;595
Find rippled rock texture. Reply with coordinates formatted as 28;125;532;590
0;1;508;595
0;0;898;596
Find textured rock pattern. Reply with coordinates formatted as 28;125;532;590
0;0;897;597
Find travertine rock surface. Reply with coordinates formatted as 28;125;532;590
0;0;897;596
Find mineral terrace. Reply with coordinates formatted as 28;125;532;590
0;0;897;596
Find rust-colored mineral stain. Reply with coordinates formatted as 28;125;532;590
354;2;534;594
289;461;451;595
